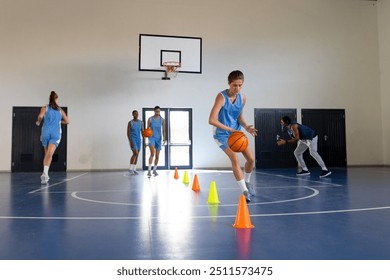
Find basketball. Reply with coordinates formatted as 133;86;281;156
142;128;153;138
228;131;248;152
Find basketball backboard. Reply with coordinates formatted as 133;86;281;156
139;34;202;74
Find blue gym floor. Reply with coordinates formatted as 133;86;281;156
1;167;390;260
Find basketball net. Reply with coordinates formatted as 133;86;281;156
162;61;181;80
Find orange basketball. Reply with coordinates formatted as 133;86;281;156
228;131;248;152
142;128;153;138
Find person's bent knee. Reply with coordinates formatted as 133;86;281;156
227;152;239;164
294;151;302;157
246;156;255;166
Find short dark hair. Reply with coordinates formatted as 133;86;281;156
281;116;291;125
228;70;244;83
154;106;161;111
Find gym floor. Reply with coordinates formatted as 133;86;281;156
1;167;390;260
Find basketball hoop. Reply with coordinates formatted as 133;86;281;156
162;61;181;80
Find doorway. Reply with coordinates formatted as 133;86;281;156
301;109;347;167
11;106;68;172
254;108;297;168
142;108;193;170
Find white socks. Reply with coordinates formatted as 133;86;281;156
237;179;248;193
244;171;252;183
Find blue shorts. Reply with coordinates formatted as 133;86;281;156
149;137;162;151
41;131;61;148
214;134;229;151
130;137;141;151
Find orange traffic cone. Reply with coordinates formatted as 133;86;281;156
192;174;200;192
174;167;179;180
232;194;255;228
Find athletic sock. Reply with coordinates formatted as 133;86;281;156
244;171;252;183
153;165;158;171
43;166;49;176
237;179;248;193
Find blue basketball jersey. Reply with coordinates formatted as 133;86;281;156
213;89;243;139
130;119;142;140
150;116;162;140
42;105;62;135
288;122;317;140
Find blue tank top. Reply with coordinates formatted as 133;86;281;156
214;89;243;138
42;105;62;134
130;119;142;140
150;116;162;140
289;122;316;140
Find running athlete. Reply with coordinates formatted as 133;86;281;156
146;106;166;177
209;70;257;203
277;116;331;178
127;110;144;175
36;91;70;184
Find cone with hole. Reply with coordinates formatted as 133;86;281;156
207;181;220;204
183;170;190;185
174;167;179;180
233;194;255;228
192;174;200;192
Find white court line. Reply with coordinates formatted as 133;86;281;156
1;205;390;220
255;171;343;187
28;173;88;194
1;170;373;221
70;186;320;207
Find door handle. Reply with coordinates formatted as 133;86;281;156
324;135;328;141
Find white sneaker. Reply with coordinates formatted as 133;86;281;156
40;173;49;184
128;169;134;175
133;170;139;175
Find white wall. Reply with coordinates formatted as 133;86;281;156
0;0;385;171
378;0;390;165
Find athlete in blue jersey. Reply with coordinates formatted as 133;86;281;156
278;116;331;178
36;91;69;184
146;106;166;177
127;110;144;175
209;70;257;203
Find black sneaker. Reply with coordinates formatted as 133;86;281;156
320;170;332;178
243;191;251;203
245;182;256;196
296;170;310;176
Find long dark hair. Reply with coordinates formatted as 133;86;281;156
49;91;59;110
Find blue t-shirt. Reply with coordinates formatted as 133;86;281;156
288;122;317;140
